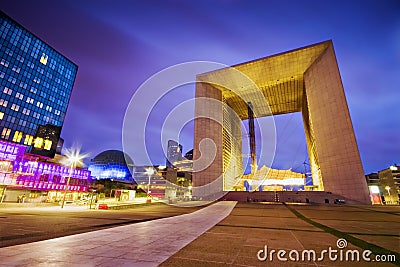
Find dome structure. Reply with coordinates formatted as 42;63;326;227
88;150;134;181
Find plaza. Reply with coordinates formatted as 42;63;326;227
0;202;398;266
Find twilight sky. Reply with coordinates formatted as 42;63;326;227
1;0;399;174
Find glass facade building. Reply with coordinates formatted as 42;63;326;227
166;140;183;168
0;11;77;156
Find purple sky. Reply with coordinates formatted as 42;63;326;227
1;0;399;174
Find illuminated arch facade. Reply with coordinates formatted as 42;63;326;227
193;40;370;204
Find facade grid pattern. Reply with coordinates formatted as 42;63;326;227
0;12;77;147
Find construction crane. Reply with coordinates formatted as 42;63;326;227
248;102;257;174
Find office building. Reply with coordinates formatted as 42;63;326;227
184;149;193;160
134;165;166;199
0;12;89;203
0;11;77;157
166;140;183;168
378;165;400;205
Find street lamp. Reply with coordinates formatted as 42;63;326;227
145;167;154;198
61;148;85;209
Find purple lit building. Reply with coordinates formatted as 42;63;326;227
0;140;91;203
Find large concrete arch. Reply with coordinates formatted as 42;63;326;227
192;40;370;204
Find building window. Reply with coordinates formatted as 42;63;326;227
44;139;52;150
7;77;16;84
24;134;33;145
0;99;8;107
40;53;48;65
26;97;34;104
19;119;27;127
6;116;15;123
3;87;12;95
0;59;9;67
1;128;11;140
27;61;34;69
12;66;21;73
11;104;20;111
22;108;30;115
5;48;13;57
15;92;24;100
12;131;23;142
34;137;44;148
19;82;28;89
0;112;4;120
17;55;24;63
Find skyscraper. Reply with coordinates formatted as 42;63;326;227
0;11;77;157
166;140;183;168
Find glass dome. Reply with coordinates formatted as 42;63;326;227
88;150;134;181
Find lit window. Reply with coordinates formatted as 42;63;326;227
12;131;23;142
15;92;24;100
34;137;44;148
44;140;52;150
40;53;48;65
1;128;11;140
22;108;30;115
0;112;3;120
12;66;20;73
0;59;9;67
11;104;19;111
3;87;12;95
24;134;34;145
0;99;8;107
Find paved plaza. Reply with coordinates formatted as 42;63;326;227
0;202;399;266
162;203;400;266
0;202;236;266
0;202;202;248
